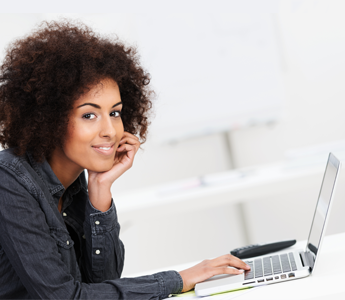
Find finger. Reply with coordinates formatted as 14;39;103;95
211;254;250;270
122;132;139;141
118;139;140;154
115;146;135;163
210;266;245;277
224;254;251;270
118;137;141;146
117;143;136;154
118;141;140;154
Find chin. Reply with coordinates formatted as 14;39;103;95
88;162;114;173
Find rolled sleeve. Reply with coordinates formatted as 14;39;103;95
153;270;183;298
85;198;118;234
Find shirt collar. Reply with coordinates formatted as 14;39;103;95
26;152;85;201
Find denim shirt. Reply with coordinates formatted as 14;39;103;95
0;148;183;299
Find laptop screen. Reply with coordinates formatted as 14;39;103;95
306;153;340;271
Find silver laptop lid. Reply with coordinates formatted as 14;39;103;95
305;153;341;272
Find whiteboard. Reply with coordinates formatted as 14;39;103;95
134;14;284;143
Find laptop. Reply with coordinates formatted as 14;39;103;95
195;153;341;296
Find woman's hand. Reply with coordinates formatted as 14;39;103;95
178;254;250;293
112;131;141;179
87;132;140;211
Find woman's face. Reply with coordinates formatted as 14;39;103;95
62;78;124;173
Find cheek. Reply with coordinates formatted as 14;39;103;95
114;120;124;141
118;123;125;139
64;124;93;157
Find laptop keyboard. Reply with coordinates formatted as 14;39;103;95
244;252;297;280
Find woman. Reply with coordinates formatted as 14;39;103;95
0;20;250;299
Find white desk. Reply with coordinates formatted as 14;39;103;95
128;232;345;300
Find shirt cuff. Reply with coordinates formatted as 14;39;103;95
85;198;118;234
153;270;183;298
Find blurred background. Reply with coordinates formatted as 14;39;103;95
1;0;345;276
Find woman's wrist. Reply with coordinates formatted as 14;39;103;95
88;181;112;212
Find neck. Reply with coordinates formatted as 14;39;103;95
48;147;84;190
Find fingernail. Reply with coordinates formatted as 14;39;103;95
238;270;244;273
246;264;250;269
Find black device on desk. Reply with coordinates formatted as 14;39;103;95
230;239;296;259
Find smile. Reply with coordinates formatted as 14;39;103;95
92;144;115;156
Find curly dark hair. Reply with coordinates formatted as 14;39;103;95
0;19;153;162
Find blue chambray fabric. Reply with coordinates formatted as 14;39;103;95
0;148;183;299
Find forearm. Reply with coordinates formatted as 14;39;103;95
87;179;112;212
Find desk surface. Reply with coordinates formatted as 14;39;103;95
115;158;330;216
127;232;345;300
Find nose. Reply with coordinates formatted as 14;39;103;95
99;116;116;138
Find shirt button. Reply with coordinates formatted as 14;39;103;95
66;240;70;245
95;221;100;225
95;250;101;255
82;234;86;239
63;212;67;217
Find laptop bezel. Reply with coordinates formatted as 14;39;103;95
304;152;341;273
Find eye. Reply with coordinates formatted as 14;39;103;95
83;113;96;120
110;111;121;118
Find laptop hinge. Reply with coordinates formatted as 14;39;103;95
300;251;314;271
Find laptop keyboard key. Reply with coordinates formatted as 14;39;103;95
254;259;263;278
289;252;297;271
245;270;254;280
272;255;282;274
281;254;291;273
244;262;254;280
263;257;272;276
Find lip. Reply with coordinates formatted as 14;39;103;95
92;143;115;156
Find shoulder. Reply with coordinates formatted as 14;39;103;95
0;148;31;177
0;148;22;170
0;148;39;196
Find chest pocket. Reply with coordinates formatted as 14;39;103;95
50;227;74;249
49;227;77;276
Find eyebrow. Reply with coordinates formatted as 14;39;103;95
77;101;122;109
